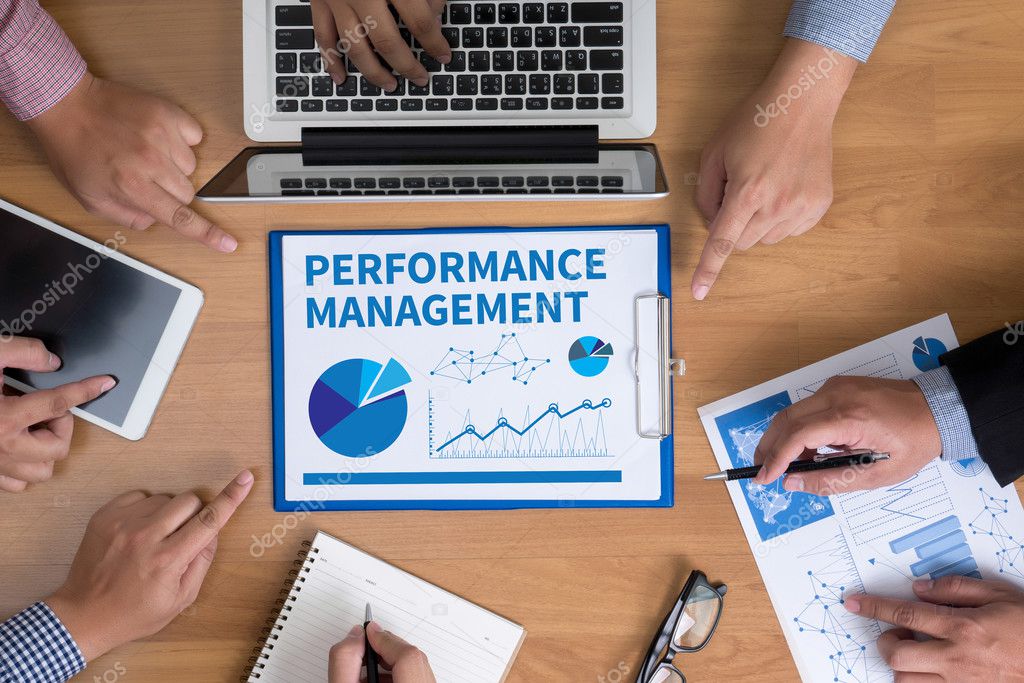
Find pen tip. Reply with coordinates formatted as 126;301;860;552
365;603;372;621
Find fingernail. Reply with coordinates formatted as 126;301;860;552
48;353;61;369
347;624;363;638
439;54;451;65
236;469;254;485
101;378;117;393
784;475;804;492
331;73;344;85
414;77;429;87
221;235;238;253
844;596;860;613
913;579;934;592
366;621;382;634
693;285;709;301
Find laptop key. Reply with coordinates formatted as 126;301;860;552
602;73;624;94
510;27;532;48
547;3;569;23
559;26;581;47
317;189;339;196
276;5;313;26
577;176;599;187
517;50;539;71
379;178;401;189
487;27;508;48
456;75;479;95
498;3;520;24
453;177;475;187
535;27;556;47
282;189;315;196
576;96;599;109
552;176;574;187
553;74;575;94
526;97;548;110
385;77;407;95
602;176;625;187
351;99;373;111
446;51;467;72
584;26;624;47
426;98;449;110
541;50;563;71
481;75;502;95
375;99;398;111
590;50;624;70
462;27;484;48
360;78;382;96
523;3;544;23
408;81;430;96
528;74;550;94
572;2;625;23
329;178;353;189
432;75;455;95
403;177;426;188
474;3;496;24
305;178;327;189
451;98;473;111
578;73;600;93
301;99;324;112
475;98;498;110
449;3;472;24
280;178;302;189
276;29;314;50
277;76;309;97
601;96;625;109
300;52;322;73
500;97;524;110
551;97;573;109
441;27;460;48
355;178;376;189
276;53;297;73
336;76;357;96
565;50;588;70
421;53;443;72
401;98;424;111
493;50;514;71
469;51;490;72
525;176;548;187
505;74;527;94
502;176;525;188
312;76;334;96
428;177;450;188
478;177;499;188
275;99;298;112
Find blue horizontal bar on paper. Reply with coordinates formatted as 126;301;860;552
889;515;961;554
303;471;624;486
910;543;973;577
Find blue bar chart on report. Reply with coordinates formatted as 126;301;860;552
270;227;673;510
699;315;1024;682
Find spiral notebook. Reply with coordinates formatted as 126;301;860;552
245;531;526;682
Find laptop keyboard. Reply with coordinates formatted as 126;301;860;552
272;1;628;116
278;172;627;195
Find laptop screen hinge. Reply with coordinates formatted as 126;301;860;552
300;125;599;165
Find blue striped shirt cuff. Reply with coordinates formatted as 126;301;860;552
913;366;981;462
784;0;897;62
0;602;85;683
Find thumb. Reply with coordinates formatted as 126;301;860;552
328;626;366;683
913;575;1015;608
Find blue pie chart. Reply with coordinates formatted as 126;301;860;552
911;336;947;372
568;336;614;377
308;358;411;458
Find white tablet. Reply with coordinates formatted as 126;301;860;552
0;198;204;440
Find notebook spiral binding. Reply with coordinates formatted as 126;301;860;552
240;540;320;682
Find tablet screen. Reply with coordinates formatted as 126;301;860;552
0;208;182;427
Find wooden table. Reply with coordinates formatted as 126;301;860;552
2;1;1022;680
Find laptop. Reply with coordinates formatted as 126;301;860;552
198;0;665;203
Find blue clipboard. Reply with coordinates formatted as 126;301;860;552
269;224;675;511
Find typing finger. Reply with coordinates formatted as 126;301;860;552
0;475;28;493
357;0;429;86
312;0;347;84
10;376;115;429
690;185;759;300
335;4;397;91
131;182;237;253
0;459;53;484
0;337;61;373
876;628;946;675
168;470;254;560
328;627;366;683
393;0;451;65
845;594;956;639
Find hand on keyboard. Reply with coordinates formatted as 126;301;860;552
691;39;858;300
25;74;238;253
311;0;451;90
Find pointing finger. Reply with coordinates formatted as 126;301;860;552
133;182;237;253
691;185;759;300
11;376;116;429
845;594;956;639
168;470;254;560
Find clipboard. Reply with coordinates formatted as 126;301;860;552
269;225;681;511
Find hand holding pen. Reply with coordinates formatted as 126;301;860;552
328;610;437;683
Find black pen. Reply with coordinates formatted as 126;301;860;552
364;603;379;683
703;450;890;482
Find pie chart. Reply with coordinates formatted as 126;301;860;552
308;358;411;458
568;336;614;377
911;336;947;372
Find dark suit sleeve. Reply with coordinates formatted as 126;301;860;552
940;326;1024;487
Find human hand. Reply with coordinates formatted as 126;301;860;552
329;621;436;683
45;470;255;660
692;39;857;300
311;0;450;90
846;575;1024;681
0;337;115;493
25;73;237;253
751;376;942;494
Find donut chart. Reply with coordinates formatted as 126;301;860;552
308;358;410;458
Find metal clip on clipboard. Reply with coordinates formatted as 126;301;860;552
634;294;685;440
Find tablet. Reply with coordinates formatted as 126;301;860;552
0;199;204;440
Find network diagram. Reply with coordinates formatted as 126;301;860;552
428;332;550;385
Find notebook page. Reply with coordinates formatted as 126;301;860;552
253;531;525;682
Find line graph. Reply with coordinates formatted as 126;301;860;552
428;332;551;385
429;397;611;459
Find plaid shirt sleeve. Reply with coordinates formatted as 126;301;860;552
0;602;86;683
784;0;897;63
0;0;87;120
913;366;982;462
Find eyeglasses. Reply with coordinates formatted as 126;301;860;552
636;570;727;683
